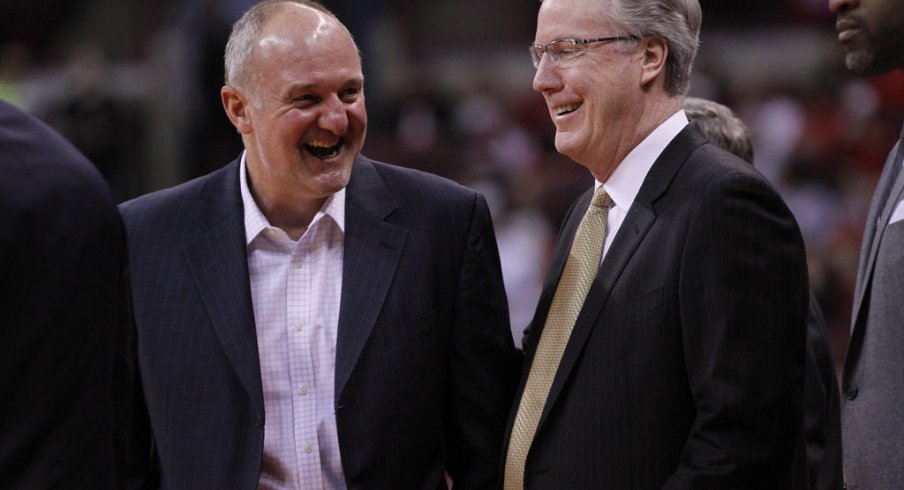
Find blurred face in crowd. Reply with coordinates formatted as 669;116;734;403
532;0;647;181
223;3;366;207
829;0;904;75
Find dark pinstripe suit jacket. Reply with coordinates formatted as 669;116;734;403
503;125;810;489
121;155;519;489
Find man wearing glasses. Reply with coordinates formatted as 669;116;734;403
501;0;810;488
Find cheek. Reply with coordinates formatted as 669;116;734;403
349;103;368;129
281;110;315;133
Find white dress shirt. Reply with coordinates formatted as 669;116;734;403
596;110;689;259
240;154;347;490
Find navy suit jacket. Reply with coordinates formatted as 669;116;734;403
0;100;130;488
121;155;519;489
504;125;810;489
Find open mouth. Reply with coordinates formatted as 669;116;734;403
555;102;582;116
304;138;344;160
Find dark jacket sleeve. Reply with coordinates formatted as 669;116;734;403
445;193;522;489
664;173;809;488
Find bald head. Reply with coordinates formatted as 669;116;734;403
224;0;358;103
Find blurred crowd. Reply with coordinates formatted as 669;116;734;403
2;0;902;372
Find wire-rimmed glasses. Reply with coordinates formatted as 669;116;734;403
529;36;638;68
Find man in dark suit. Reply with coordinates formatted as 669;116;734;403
0;99;130;488
684;96;843;490
121;1;519;488
501;0;810;488
828;0;904;487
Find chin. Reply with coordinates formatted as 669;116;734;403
554;132;583;161
322;165;354;191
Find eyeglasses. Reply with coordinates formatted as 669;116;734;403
529;36;638;68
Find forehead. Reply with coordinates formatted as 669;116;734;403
253;4;362;81
536;0;614;41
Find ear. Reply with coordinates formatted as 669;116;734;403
639;37;668;89
221;85;253;134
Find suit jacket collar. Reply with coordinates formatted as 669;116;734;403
335;156;407;401
180;155;408;411
182;158;265;412
528;125;708;435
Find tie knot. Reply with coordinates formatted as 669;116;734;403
590;188;612;210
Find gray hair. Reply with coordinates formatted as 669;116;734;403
684;97;753;164
608;0;702;96
223;0;341;100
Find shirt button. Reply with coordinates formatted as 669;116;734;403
304;444;313;454
299;386;308;396
294;323;303;332
845;384;859;400
293;260;303;269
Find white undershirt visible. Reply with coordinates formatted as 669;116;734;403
240;153;348;490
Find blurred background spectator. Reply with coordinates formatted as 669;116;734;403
2;0;902;373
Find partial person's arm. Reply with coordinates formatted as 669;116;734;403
122;261;162;490
445;194;521;489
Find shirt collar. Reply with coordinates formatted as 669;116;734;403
240;151;346;246
595;110;688;210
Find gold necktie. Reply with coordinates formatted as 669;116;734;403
504;187;612;489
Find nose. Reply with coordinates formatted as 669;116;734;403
532;55;561;95
828;0;856;14
318;95;349;134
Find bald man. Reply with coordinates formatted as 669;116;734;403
121;1;518;488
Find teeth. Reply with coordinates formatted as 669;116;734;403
307;139;339;148
304;138;343;160
556;103;581;116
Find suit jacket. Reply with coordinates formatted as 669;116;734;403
804;293;843;490
841;134;904;489
121;155;520;489
503;124;809;489
0;100;130;488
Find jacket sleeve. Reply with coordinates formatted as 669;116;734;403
445;193;521;489
664;174;809;489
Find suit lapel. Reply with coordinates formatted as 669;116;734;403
852;138;904;332
536;125;707;432
182;160;264;410
335;157;407;400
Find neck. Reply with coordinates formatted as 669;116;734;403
589;95;683;183
245;168;325;242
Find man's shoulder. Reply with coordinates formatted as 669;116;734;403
681;139;767;187
0;101;114;206
120;160;238;228
361;157;477;204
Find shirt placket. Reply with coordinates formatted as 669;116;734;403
287;227;324;490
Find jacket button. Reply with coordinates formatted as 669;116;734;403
254;413;263;428
845;384;859;400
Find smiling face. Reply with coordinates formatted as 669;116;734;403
222;3;366;217
532;0;647;180
830;0;904;75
